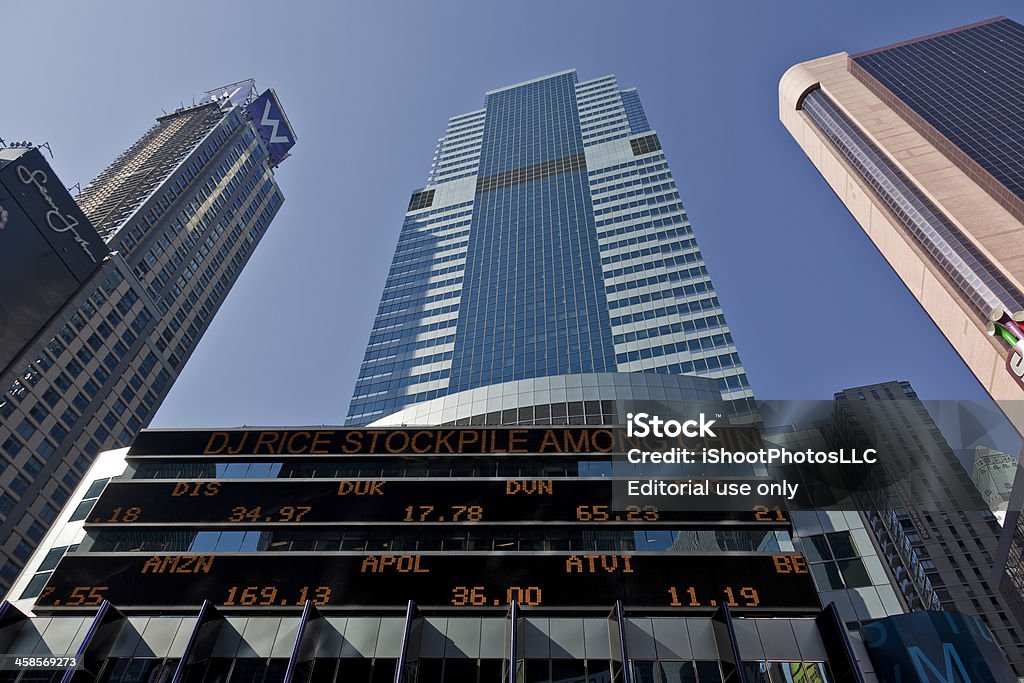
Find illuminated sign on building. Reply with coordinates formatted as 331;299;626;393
245;89;296;167
38;552;817;612
126;426;765;457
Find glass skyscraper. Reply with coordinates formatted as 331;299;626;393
0;82;295;594
348;70;751;426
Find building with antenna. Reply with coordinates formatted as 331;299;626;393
0;80;296;595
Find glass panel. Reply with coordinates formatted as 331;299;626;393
338;658;373;683
662;661;697;683
37;546;67;571
202;658;232;683
69;500;95;523
742;662;771;683
550;660;586;683
216;531;245;552
97;659;129;683
811;562;845;590
227;659;267;682
19;572;52;600
826;531;857;559
838;558;872;588
443;659;478;682
224;463;250;478
479;659;504;682
524;659;551;683
263;659;289;683
16;673;63;683
308;658;337;683
371;659;397;683
188;531;221;552
695;661;723;683
631;660;661;683
417;659;444;682
802;535;832;562
127;659;172;683
84;478;111;499
766;661;832;683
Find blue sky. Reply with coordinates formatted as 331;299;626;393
5;1;1019;428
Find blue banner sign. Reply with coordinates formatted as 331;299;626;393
245;89;296;167
863;610;1014;682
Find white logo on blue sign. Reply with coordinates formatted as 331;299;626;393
260;100;291;144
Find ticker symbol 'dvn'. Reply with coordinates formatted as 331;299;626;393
988;309;1024;387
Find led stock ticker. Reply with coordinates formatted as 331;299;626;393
86;479;792;526
36;553;817;612
124;425;767;458
40;426;815;614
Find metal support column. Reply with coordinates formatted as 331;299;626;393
815;602;866;683
61;600;126;683
394;600;422;683
503;601;521;683
171;601;224;683
0;601;29;654
711;604;748;683
284;601;324;683
607;600;632;683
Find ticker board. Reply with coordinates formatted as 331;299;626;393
87;479;790;526
38;553;819;612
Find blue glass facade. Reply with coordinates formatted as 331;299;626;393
347;71;752;425
851;18;1024;220
448;72;615;392
619;88;651;134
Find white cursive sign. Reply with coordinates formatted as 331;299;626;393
15;164;97;263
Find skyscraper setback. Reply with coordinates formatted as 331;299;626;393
0;81;295;593
348;70;752;426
